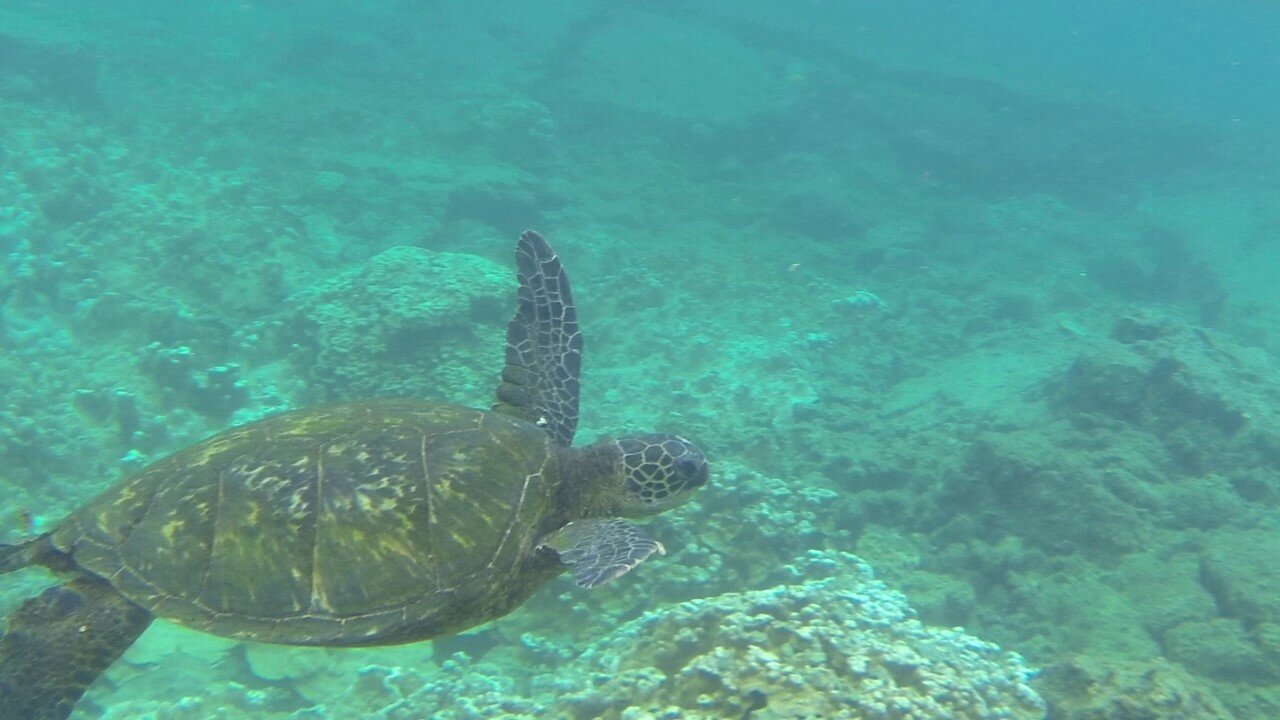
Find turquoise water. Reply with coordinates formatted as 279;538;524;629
1;1;1278;718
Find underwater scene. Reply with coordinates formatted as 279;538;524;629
2;1;1279;718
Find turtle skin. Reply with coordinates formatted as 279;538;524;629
49;399;565;647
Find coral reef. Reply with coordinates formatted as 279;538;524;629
547;551;1044;720
276;245;510;406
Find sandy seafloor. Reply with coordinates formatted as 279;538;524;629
2;1;1280;718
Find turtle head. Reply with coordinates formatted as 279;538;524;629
611;434;709;516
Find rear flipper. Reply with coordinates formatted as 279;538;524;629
1;535;71;576
0;537;40;575
0;577;153;720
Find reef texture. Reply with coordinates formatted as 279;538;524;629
278;245;509;405
1036;655;1233;720
544;551;1045;720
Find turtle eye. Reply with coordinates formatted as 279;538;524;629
674;455;708;489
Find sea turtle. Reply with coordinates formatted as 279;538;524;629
0;231;709;720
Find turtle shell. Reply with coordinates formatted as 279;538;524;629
50;400;564;646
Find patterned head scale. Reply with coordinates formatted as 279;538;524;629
616;434;709;513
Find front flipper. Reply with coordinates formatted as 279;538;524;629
492;230;583;447
0;577;153;720
540;518;666;589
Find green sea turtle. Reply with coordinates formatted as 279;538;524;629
0;231;709;720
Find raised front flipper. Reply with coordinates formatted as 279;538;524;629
0;577;152;720
493;230;583;447
540;517;666;589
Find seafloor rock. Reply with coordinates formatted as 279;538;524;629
1200;526;1280;628
1193;525;1280;683
278;245;509;404
1110;551;1217;641
961;429;1150;557
0;33;101;108
1036;654;1233;719
1056;312;1279;468
138;341;249;419
1163;618;1276;684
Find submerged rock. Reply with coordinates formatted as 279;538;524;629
1037;655;1233;720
